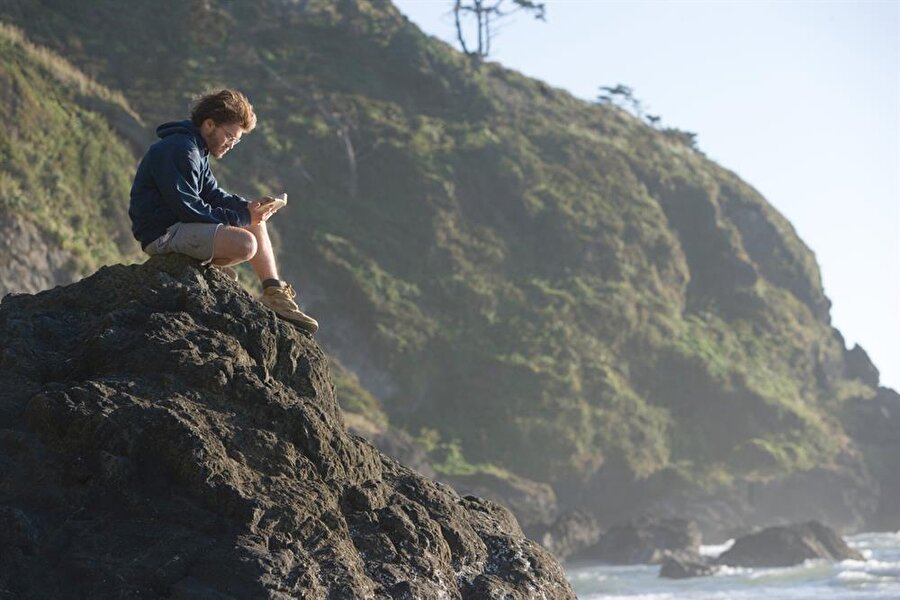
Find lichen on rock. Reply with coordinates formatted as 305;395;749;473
0;254;574;599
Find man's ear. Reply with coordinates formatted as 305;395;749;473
201;118;216;133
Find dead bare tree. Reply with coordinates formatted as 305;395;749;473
453;0;546;58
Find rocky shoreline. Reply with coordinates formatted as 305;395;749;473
553;514;865;580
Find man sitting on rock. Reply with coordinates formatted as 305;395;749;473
129;88;318;334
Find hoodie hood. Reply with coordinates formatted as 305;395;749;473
156;120;208;154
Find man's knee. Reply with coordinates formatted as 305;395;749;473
217;227;257;261
235;230;258;261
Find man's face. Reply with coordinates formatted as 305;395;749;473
201;119;243;159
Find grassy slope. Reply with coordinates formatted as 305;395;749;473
0;0;880;505
0;23;141;274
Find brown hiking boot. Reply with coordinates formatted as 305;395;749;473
259;283;318;334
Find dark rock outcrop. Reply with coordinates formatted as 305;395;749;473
844;344;880;387
571;516;701;565
658;555;719;579
715;521;863;568
0;255;574;599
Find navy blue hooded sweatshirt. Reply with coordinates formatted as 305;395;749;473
129;120;251;249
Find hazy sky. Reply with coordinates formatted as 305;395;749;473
394;0;900;391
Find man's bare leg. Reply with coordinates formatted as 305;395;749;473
210;223;279;284
211;226;257;267
213;222;318;333
245;222;279;284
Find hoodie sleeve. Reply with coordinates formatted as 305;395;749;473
200;165;252;219
151;143;251;227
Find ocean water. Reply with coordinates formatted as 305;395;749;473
565;531;900;599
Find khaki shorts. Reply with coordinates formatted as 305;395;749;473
143;222;221;264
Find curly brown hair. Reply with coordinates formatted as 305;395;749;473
190;89;257;131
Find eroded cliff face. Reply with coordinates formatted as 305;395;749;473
0;213;76;297
0;255;573;599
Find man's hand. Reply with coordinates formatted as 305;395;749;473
248;197;278;226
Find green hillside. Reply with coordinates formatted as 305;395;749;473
0;0;889;530
0;23;141;275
